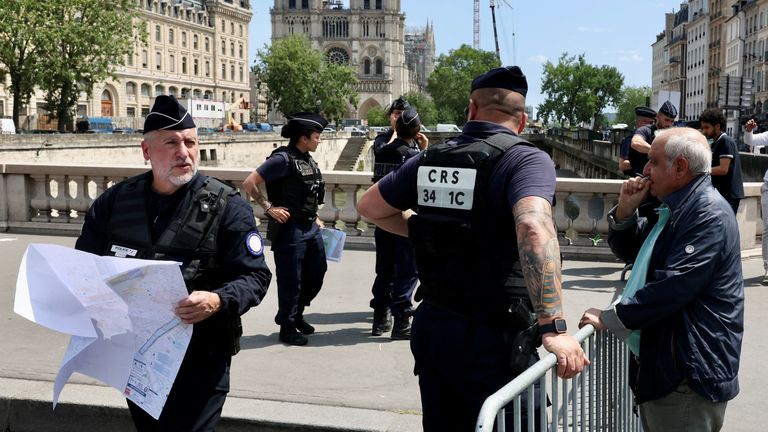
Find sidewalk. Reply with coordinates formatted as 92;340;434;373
0;233;765;431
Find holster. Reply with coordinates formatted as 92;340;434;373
505;299;540;374
266;219;281;242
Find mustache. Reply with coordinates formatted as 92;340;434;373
172;158;193;167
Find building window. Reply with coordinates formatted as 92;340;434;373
193;34;198;50
141;83;151;97
230;42;235;56
221;63;226;78
326;47;350;64
221;19;225;31
182;32;187;48
239;65;244;82
230;22;234;35
127;107;136;117
230;65;235;80
239;24;243;37
155;25;161;42
169;28;174;44
155;52;162;70
182;56;187;74
126;51;133;66
364;59;370;74
364;0;370;8
194;58;199;76
289;0;296;8
155;85;165;96
126;82;136;96
142;50;148;68
239;44;243;58
376;0;382;9
205;61;210;77
302;0;308;8
375;58;383;75
205;37;210;52
221;40;226;55
169;54;175;72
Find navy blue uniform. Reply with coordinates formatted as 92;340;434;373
257;150;327;328
371;131;420;318
75;172;271;431
377;120;553;430
710;132;745;214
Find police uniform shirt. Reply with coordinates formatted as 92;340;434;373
373;129;395;155
75;172;271;316
628;124;658;175
376;120;556;212
711;133;746;200
256;149;314;183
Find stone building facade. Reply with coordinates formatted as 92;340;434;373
270;0;434;120
0;0;252;131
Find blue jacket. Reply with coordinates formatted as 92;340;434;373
603;174;744;404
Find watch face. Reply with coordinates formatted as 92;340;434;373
554;319;567;333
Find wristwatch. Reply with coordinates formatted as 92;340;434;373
539;318;567;335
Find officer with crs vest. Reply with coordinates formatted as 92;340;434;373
75;95;273;431
370;106;426;339
242;112;328;346
358;66;589;430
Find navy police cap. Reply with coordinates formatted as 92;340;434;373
389;96;410;113
281;112;328;138
634;106;656;119
396;106;420;129
659;100;678;119
471;66;528;97
144;95;196;133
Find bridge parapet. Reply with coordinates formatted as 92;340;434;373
0;164;760;257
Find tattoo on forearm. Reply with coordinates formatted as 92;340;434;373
514;199;563;319
248;185;269;208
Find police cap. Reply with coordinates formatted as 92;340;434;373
143;95;196;133
659;100;678;119
396;106;420;129
470;66;528;97
634;106;656;119
281;112;328;139
389;96;410;114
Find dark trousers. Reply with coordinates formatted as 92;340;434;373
272;222;327;327
127;346;231;431
726;198;740;215
410;302;542;431
370;227;417;317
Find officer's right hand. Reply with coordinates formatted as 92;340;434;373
266;206;290;224
615;176;650;220
541;333;590;379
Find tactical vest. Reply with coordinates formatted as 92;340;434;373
372;139;416;183
106;172;244;356
408;133;534;320
628;124;657;176
266;145;324;223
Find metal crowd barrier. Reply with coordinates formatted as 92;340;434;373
475;325;643;432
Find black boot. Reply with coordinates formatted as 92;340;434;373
391;315;411;340
372;308;393;336
296;315;315;335
279;325;308;346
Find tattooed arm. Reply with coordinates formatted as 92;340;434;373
242;170;291;224
514;196;589;378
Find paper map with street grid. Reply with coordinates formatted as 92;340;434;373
13;243;192;419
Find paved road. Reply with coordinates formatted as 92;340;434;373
0;233;765;431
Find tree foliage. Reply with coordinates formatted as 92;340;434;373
402;91;438;127
36;0;143;132
0;1;49;128
537;53;624;127
615;86;652;126
426;45;500;126
254;35;359;124
366;106;388;126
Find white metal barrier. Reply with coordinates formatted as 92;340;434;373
476;325;643;432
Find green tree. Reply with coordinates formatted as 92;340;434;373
426;45;500;126
367;106;388;127
615;86;652;126
402;91;438;128
537;53;624;127
0;1;49;129
254;35;359;124
38;0;143;132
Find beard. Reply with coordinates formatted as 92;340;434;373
160;158;198;187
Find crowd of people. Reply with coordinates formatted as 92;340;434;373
73;65;754;431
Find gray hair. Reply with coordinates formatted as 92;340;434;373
661;127;711;175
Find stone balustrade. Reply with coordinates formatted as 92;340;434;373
0;163;761;258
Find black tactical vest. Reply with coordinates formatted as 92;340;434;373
372;139;416;183
408;133;534;319
265;145;324;223
105;172;244;356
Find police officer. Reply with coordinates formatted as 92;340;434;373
75;95;272;431
629;100;677;176
358;66;588;430
370;106;425;339
243;112;328;346
619;106;656;176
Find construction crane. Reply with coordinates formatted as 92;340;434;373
473;0;480;49
473;0;515;63
490;0;500;61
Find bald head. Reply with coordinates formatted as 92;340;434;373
469;87;526;131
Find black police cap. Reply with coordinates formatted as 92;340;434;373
470;66;528;96
281;112;329;139
396;106;420;129
143;95;196;133
634;106;656;119
389;96;410;113
659;100;678;119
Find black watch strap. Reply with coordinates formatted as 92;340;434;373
539;318;567;334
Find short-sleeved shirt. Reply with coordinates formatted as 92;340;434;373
377;120;556;212
256;147;312;183
711;133;745;200
629;124;658;176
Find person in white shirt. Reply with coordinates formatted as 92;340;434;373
744;119;768;284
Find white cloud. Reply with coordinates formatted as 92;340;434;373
529;55;548;63
618;53;644;62
577;26;605;33
602;49;644;62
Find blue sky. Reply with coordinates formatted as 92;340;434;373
249;1;679;115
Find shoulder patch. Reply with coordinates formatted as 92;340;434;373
684;245;695;254
246;231;265;256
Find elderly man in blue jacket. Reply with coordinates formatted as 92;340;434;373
580;127;744;432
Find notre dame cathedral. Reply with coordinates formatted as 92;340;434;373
271;0;435;120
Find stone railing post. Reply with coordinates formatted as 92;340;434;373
29;174;51;223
